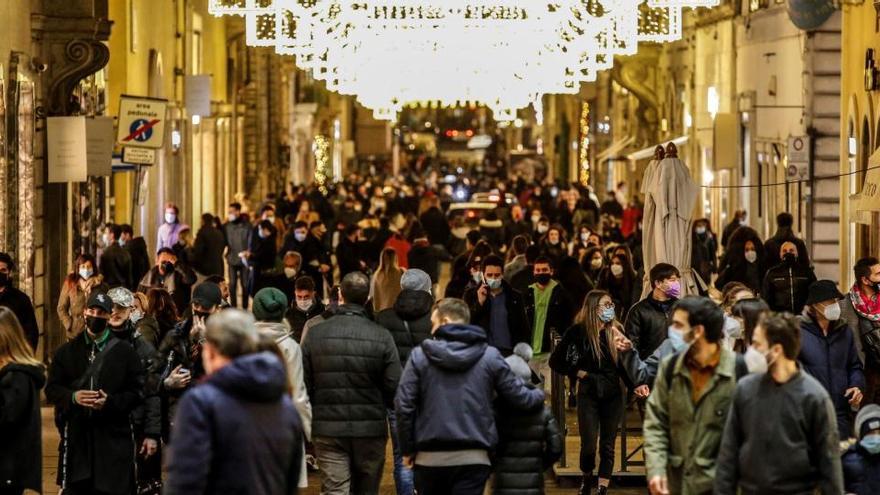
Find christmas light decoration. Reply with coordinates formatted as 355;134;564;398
312;134;330;194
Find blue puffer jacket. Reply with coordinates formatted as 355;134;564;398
395;323;544;456
798;315;866;437
842;444;880;495
165;352;303;495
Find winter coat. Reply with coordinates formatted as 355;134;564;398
124;237;152;289
762;261;817;314
285;299;325;343
45;332;145;494
0;363;45;492
164;353;303;495
840;294;880;367
493;399;563;495
336;236;365;279
549;324;634;397
464;281;531;354
0;286;39;350
302;304;401;438
135;314;161;349
157;222;188;252
371;268;404;313
385;235;412;269
842;444;880;495
690;232;718;285
523;283;575;354
111;322;162;440
624;294;675;359
375;289;434;365
408;241;440;284
100;243;133;289
138;265;197;314
223;219;251;267
799;316;866;436
419;207;451;247
57;275;107;338
192;224;226;277
643;348;739;495
504;255;528;284
395;323;545;456
714;257;765;295
764;228;811;269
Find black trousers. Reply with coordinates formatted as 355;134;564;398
414;465;491;495
577;389;624;479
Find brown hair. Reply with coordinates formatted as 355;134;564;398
146;288;178;322
574;290;619;365
64;254;98;291
0;307;42;369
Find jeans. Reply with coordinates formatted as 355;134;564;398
577;388;624;479
313;436;386;495
413;464;491;495
387;409;415;495
228;263;249;309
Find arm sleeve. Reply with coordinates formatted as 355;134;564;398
164;392;213;495
301;336;315;401
494;353;544;410
643;355;672;480
45;349;75;412
20;297;39;351
761;274;772;305
394;356;420;457
542;409;564;469
714;387;742;495
57;284;73;332
288;342;313;441
381;333;403;409
624;308;642;355
847;334;866;391
0;372;36;425
811;394;844;495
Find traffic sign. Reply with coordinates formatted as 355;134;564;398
787;136;811;164
117;96;168;149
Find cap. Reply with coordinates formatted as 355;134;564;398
253;287;288;322
87;291;113;313
192;282;223;308
805;280;844;306
107;287;135;308
401;269;432;294
505;353;532;382
856;404;880;438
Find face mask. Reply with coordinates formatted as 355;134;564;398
591;258;603;269
664;280;682;299
782;253;797;264
695;226;707;235
228;213;238;222
531;215;541;224
284;267;298;279
667;326;688;352
860;434;880;454
294;232;307;243
739;219;747;226
165;212;176;224
0;272;8;288
118;238;126;247
79;268;93;280
535;273;552;285
599;306;616;323
130;309;144;324
823;302;841;321
580;233;590;242
161;261;175;275
86;316;108;334
296;299;313;312
266;216;276;224
549;238;560;246
258;230;269;239
472;271;483;284
537;225;549;234
102;233;111;247
745;250;758;264
486;278;502;290
611;264;624;277
744;345;768;374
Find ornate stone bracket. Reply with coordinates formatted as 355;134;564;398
611;44;661;147
46;39;110;116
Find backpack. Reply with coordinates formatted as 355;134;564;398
662;350;748;390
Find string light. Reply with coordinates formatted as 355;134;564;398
312;134;330;194
579;102;591;186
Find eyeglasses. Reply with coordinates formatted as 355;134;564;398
599;302;615;310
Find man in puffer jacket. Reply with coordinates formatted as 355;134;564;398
494;343;563;495
395;298;545;495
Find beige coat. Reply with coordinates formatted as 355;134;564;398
55;275;105;344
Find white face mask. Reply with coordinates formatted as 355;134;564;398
296;299;313;311
591;258;603;269
744;250;758;264
537;225;549;234
823;302;841;321
695;226;707;235
580;232;590;242
744;345;768;374
284;267;298;279
227;213;238;222
102;232;111;247
610;264;624;277
130;309;144;324
165;212;177;224
531;215;541;224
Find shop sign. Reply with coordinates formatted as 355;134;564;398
86;117;115;176
47;116;87;183
859;149;880;212
117;96;168;149
787;0;836;31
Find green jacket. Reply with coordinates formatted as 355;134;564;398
643;346;738;495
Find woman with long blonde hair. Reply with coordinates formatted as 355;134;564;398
371;248;404;312
0;307;46;494
550;290;631;495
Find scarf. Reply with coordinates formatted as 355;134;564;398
850;284;880;322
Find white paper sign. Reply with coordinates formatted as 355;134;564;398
86;117;115;176
48;117;87;183
185;75;212;118
123;146;156;165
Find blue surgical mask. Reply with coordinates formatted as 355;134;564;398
667;326;688;352
294;232;307;243
860;434;880;454
78;268;93;280
486;278;502;290
598;306;616;323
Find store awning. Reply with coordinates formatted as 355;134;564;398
596;135;636;162
625;135;689;161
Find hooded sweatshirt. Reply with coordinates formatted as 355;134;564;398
375;289;434;365
165;352;303;495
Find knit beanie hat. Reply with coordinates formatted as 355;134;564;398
253;287;288;322
856;404;880;438
401;269;432;294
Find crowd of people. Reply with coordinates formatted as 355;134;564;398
0;175;879;494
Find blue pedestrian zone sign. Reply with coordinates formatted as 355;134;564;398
127;119;156;142
116;96;168;149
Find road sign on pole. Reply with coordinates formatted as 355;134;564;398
117;96;168;149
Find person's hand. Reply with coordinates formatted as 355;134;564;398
477;284;489;305
648;475;669;495
845;387;863;408
192;315;207;340
74;390;100;407
91;390;107;410
164;365;192;390
402;456;414;469
576;370;588;379
634;385;650;398
140;438;158;458
614;334;633;352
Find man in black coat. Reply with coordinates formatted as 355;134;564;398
418;197;451;248
100;224;133;290
624;263;680;359
192;213;227;277
302;272;401;495
336;224;366;279
138;248;197;313
165;310;303;495
762;242;817;314
284;275;325;343
120;224;151;291
0;252;39;350
464;255;530;357
763;212;811;269
408;228;440;287
45;291;145;495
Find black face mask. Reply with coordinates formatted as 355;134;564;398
0;272;8;288
86;316;108;334
535;273;552;285
782;253;797;265
161;261;175;275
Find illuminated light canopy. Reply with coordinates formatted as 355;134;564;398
210;0;717;120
